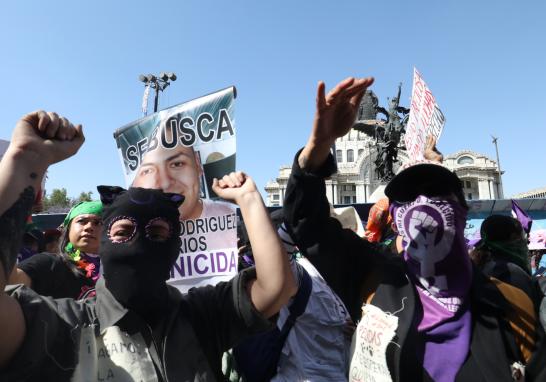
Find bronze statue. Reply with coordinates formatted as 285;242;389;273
353;83;409;182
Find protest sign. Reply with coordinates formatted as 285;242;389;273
405;68;446;161
114;87;238;292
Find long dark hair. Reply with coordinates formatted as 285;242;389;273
56;222;84;277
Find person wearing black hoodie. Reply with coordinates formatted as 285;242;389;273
0;110;296;381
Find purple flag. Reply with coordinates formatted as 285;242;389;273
511;199;533;234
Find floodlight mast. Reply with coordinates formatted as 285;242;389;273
139;72;177;113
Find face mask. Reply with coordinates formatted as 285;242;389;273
98;186;183;318
391;195;472;299
480;238;530;273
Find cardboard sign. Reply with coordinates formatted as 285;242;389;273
405;68;445;161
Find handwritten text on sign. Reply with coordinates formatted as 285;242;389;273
349;304;398;382
405;68;445;161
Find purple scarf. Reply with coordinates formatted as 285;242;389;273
392;195;473;382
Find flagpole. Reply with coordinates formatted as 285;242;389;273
491;136;504;198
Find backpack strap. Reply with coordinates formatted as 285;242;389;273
490;276;537;363
232;265;313;382
278;265;313;336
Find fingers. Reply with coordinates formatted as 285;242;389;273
316;81;326;110
219;172;246;188
35;110;50;133
426;134;436;149
213;172;248;194
348;77;374;107
326;77;355;104
74;124;85;144
324;77;374;107
45;112;60;138
27;110;82;143
211;178;221;194
56;117;72;140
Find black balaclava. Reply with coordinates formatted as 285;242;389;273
97;186;183;320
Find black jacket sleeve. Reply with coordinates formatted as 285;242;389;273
282;149;380;321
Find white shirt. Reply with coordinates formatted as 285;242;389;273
272;257;351;381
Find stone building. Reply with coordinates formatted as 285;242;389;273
265;130;404;206
443;150;503;200
265;133;503;206
512;187;546;199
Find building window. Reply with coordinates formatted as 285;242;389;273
468;193;473;200
358;149;364;158
352;196;357;203
343;196;352;204
457;156;474;165
336;150;343;163
272;194;279;201
465;181;471;189
347;149;354;162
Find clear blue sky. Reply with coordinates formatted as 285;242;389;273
0;0;544;199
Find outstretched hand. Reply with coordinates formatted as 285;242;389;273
424;135;443;163
311;77;374;146
9;110;84;166
299;77;374;171
212;172;259;205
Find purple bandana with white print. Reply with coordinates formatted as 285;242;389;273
391;195;473;382
392;195;472;303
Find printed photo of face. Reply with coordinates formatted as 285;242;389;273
132;144;204;221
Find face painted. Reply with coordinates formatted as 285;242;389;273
98;186;183;318
391;195;472;299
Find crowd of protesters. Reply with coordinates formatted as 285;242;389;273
0;76;545;381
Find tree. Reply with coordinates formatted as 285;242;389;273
43;188;71;213
75;191;93;204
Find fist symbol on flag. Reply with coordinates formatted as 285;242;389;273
406;209;452;282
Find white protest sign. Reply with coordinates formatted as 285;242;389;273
72;326;158;382
114;87;238;293
349;304;398;382
404;68;446;161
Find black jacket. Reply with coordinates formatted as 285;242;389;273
283;151;546;381
2;270;270;382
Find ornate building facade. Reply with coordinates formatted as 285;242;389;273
443;150;503;200
512;187;546;199
265;132;503;206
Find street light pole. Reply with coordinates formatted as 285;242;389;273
491;135;504;198
139;72;178;114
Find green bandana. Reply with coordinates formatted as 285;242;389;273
478;237;530;273
63;200;103;228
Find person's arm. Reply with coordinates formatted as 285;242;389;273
282;78;381;320
0;111;83;368
212;172;297;318
284;76;374;251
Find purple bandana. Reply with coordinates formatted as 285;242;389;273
392;195;473;381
